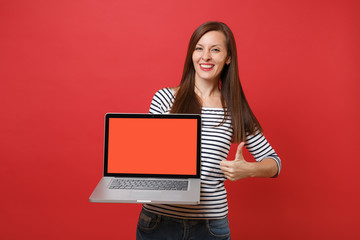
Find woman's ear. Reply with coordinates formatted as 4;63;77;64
226;56;231;65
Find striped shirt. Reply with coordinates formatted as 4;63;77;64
144;88;281;219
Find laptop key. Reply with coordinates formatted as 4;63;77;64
109;179;188;191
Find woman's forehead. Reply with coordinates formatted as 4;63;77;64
196;31;227;46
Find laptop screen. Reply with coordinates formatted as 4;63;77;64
104;114;201;177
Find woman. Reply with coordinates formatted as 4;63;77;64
136;21;281;240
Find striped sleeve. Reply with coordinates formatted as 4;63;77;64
149;88;175;114
245;131;281;177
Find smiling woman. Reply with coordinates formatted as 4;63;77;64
136;21;281;240
192;31;231;85
171;21;264;143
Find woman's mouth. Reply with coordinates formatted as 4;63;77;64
199;64;214;71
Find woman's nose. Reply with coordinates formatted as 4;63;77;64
201;50;211;61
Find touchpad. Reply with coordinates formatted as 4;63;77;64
131;191;162;201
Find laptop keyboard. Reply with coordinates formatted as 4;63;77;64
109;179;188;191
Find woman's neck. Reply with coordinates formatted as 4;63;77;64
194;78;222;108
194;78;220;99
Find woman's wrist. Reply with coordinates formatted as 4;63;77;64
251;158;278;178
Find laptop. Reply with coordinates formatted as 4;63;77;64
89;113;201;204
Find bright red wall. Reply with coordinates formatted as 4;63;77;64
1;0;359;239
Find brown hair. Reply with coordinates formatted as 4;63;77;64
170;21;262;143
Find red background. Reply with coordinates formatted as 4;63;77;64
1;0;359;239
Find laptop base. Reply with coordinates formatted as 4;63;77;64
90;177;201;205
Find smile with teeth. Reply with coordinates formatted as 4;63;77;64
200;64;215;70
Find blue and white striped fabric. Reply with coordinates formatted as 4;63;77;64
144;88;281;219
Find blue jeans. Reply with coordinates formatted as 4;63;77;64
136;208;231;240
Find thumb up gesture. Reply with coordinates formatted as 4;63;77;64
220;142;254;181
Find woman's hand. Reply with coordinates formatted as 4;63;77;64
220;142;254;181
220;142;279;181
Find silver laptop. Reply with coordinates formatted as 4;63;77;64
89;113;201;204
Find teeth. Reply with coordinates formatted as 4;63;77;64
200;64;214;69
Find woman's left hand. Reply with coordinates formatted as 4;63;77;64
220;142;255;181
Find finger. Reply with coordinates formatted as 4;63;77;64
220;160;236;169
220;160;229;168
223;172;235;181
220;161;229;172
220;160;233;173
235;142;245;160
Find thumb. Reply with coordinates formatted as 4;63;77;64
235;142;245;160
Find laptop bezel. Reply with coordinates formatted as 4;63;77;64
103;113;201;179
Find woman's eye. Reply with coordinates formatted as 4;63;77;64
195;47;203;51
212;48;220;52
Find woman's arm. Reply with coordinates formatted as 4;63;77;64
149;88;175;114
220;132;281;181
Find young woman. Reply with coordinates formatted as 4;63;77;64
136;21;281;240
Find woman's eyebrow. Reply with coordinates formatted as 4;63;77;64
196;43;223;48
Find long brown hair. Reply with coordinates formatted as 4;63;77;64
170;21;262;143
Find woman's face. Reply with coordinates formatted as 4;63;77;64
192;31;230;84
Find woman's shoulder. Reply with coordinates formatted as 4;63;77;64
153;87;176;98
170;86;179;94
149;87;177;114
151;87;175;113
